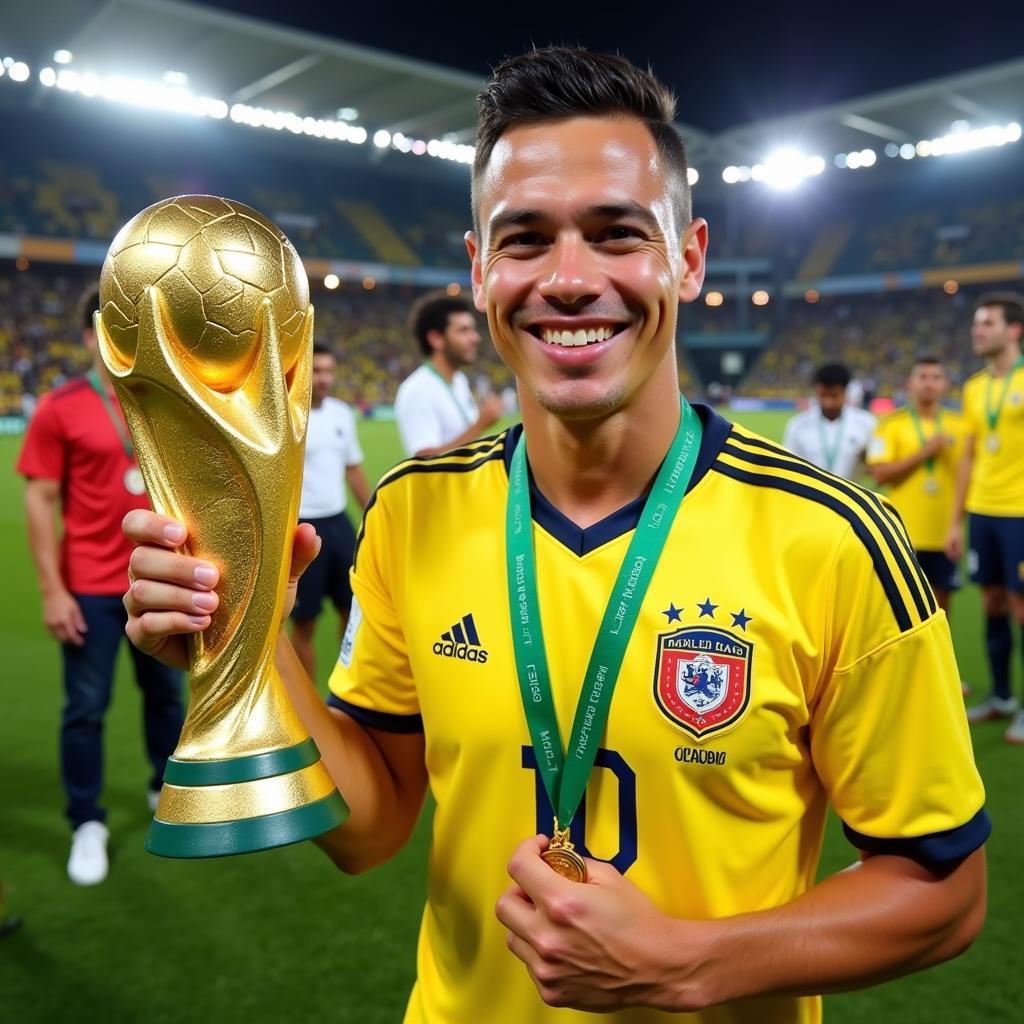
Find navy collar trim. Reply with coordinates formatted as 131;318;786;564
502;403;732;556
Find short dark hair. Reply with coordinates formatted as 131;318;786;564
409;292;475;357
473;46;690;230
312;343;336;358
911;353;945;371
79;283;100;334
975;291;1024;336
812;363;851;388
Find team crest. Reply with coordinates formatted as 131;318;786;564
653;626;752;740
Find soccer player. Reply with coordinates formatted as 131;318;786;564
867;356;966;611
946;292;1024;742
782;363;877;480
17;285;183;886
393;291;504;456
121;48;986;1022
290;344;371;681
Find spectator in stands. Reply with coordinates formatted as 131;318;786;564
15;285;183;886
394;291;504;456
783;363;876;479
290;344;371;681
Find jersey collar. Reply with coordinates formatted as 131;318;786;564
502;403;733;557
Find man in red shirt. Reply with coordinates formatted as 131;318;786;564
17;284;183;886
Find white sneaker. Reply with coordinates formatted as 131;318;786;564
966;694;1019;723
1005;711;1024;745
67;821;109;886
147;788;161;813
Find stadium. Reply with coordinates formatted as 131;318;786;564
0;1;1021;1021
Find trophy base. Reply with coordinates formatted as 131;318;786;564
146;737;349;858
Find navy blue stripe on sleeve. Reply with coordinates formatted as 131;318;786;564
326;693;424;734
842;807;991;865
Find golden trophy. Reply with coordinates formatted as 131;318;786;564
95;195;348;857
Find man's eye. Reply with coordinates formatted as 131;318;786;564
503;233;546;247
598;226;642;242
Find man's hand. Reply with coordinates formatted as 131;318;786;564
945;521;964;562
475;393;505;432
43;589;87;646
121;510;321;669
922;433;948;458
495;836;707;1013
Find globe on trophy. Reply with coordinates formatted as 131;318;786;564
95;195;348;857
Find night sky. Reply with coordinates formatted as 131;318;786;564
205;0;1024;132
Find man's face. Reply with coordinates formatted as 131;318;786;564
907;363;947;405
311;353;337;402
815;383;846;418
433;311;482;367
972;305;1018;358
468;116;706;420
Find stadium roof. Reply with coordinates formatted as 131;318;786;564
2;0;1022;179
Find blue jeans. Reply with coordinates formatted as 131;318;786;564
60;594;185;830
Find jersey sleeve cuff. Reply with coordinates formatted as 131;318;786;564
326;693;424;733
842;807;991;865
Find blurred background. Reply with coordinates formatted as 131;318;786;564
0;1;1021;1021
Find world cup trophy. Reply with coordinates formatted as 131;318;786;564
95;196;348;857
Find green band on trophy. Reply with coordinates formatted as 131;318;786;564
161;737;321;786
146;791;349;859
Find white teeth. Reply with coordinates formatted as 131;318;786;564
539;325;618;346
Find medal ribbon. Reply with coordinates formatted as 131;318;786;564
87;369;134;460
815;409;846;473
984;356;1024;433
505;396;702;831
908;407;942;475
424;363;473;427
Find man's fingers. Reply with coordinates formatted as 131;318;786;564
129;546;219;591
495;885;538;942
125;578;220;617
507;835;576;905
123;509;188;547
70;601;88;638
289;523;321;583
126;610;209;651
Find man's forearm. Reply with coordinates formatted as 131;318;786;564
24;489;66;595
665;850;986;1011
949;448;974;527
870;450;929;487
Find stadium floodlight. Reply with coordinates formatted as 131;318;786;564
752;289;770;306
899;143;916;160
373;129;391;148
859;148;876;167
916;122;1021;158
754;149;824;190
846;151;862;169
834;153;847;168
39;67;56;87
324;273;340;290
337;107;359;121
53;49;73;65
687;167;699;185
705;291;724;307
722;166;739;184
1008;123;1023;143
884;143;899;158
9;61;30;83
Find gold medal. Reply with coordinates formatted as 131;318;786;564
923;477;939;496
986;434;1001;454
540;821;587;883
124;466;146;495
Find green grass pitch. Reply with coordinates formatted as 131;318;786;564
0;411;1018;1022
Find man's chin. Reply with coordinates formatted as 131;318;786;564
532;380;627;422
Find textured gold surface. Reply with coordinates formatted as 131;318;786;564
96;196;315;770
156;762;336;824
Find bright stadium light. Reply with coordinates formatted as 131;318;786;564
834;153;847;168
687;166;699;185
884;143;899;158
162;70;189;86
337;107;359;121
915;123;1021;158
323;273;340;290
899;143;916;160
53;49;73;65
860;148;877;167
755;149;825;190
722;166;739;183
373;129;391;148
39;67;56;87
846;151;862;169
9;61;30;83
705;291;724;307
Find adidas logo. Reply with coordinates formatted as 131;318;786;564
433;614;489;664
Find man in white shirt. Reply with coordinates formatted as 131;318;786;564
394;292;504;456
290;345;372;680
783;363;876;480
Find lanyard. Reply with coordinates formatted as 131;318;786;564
984;357;1024;433
505;397;702;831
87;370;134;460
424;363;472;427
908;407;942;474
815;409;846;473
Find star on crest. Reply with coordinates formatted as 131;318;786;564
697;597;718;619
661;602;683;623
730;609;752;630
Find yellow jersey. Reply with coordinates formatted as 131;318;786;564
962;364;1024;516
866;407;967;551
329;406;988;1024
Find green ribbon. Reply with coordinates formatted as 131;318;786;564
984;356;1024;433
87;369;134;459
908;406;942;475
505;396;702;832
423;362;473;427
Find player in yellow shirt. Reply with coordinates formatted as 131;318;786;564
868;356;966;611
946;293;1024;742
120;47;987;1024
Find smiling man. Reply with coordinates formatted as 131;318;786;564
120;48;987;1023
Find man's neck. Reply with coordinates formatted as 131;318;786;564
91;359;115;396
428;353;457;383
989;344;1022;378
311;395;325;410
911;398;938;418
518;363;684;530
820;406;843;422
